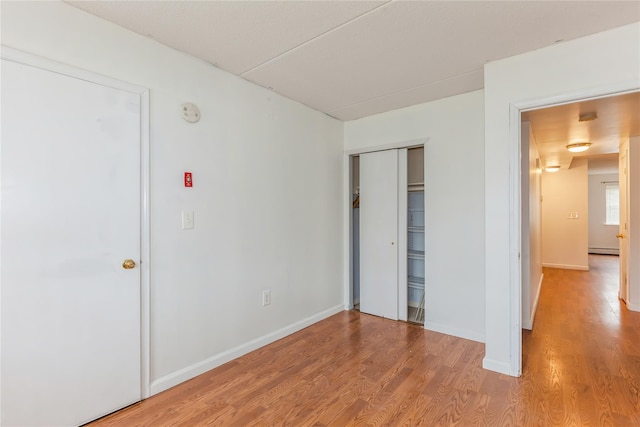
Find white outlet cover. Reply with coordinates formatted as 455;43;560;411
180;103;200;123
182;210;194;229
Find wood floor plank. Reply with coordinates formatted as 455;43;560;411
88;255;640;426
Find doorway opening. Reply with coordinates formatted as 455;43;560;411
519;91;639;373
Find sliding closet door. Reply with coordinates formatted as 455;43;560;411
360;150;399;320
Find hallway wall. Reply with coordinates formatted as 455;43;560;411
588;173;620;254
627;137;640;311
521;122;543;330
541;159;589;270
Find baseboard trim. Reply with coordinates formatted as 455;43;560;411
542;263;589;271
482;357;513;376
424;321;484;343
149;304;344;396
588;248;619;255
523;273;544;330
627;302;640;312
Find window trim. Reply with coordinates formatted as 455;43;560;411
604;182;619;226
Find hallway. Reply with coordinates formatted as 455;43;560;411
520;254;640;425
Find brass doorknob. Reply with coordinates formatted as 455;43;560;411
616;233;625;239
122;259;136;269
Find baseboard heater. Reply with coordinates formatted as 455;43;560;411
588;247;619;255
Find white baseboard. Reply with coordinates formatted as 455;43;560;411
627;302;640;312
523;273;543;330
149;304;344;396
542;263;589;271
588;247;619;255
482;357;514;376
424;320;484;343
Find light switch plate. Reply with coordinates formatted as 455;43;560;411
182;210;194;229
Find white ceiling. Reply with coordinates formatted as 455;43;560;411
66;1;640;121
522;92;640;172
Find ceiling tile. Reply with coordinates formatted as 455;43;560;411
67;0;387;74
66;0;639;121
243;1;640;119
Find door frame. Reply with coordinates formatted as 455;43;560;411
0;46;152;398
508;81;640;376
343;137;428;321
619;142;629;304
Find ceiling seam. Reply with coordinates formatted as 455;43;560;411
327;67;483;117
239;0;394;76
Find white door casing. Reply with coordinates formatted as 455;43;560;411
359;149;399;320
619;143;629;303
1;51;149;426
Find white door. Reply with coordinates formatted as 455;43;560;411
1;58;142;426
360;150;399;320
619;144;629;303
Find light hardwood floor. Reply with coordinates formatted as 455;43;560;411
89;255;640;426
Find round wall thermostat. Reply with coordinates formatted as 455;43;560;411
180;103;200;123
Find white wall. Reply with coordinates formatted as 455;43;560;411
484;22;640;375
541;159;589;270
588;173;620;254
1;1;344;395
345;90;485;342
521;123;542;330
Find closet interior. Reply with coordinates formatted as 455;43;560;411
352;155;360;311
407;147;425;323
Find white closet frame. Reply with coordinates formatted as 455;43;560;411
343;138;428;323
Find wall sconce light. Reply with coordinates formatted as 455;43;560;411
567;142;591;153
545;165;561;172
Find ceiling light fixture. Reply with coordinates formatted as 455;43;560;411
578;112;598;122
567;142;591;153
545;165;561;172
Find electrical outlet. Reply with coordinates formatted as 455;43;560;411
262;290;271;306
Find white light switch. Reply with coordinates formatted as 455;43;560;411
182;210;194;229
568;212;579;219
